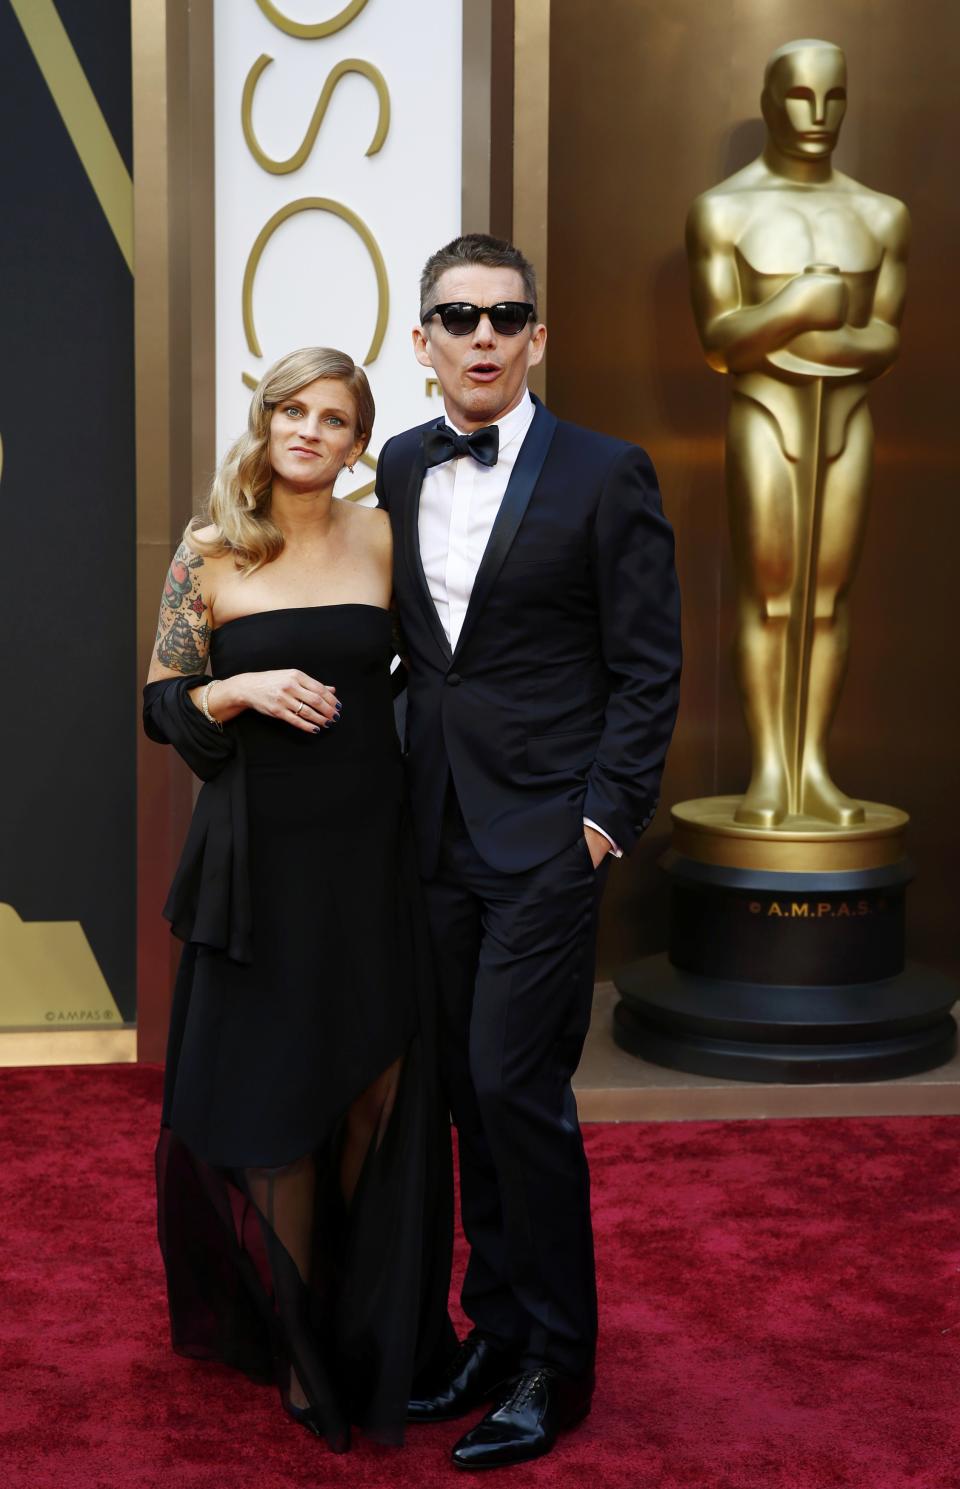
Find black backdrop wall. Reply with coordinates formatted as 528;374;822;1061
0;0;135;1021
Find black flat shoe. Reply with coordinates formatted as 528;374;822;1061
451;1367;592;1469
407;1336;520;1423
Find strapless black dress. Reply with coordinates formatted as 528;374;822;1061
155;606;453;1450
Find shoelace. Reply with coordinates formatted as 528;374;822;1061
499;1369;551;1412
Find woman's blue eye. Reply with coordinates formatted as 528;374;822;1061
327;416;344;426
284;405;302;417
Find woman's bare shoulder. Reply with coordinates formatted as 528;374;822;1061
340;501;391;545
162;527;234;606
182;524;236;574
339;500;388;522
187;522;222;548
191;522;217;544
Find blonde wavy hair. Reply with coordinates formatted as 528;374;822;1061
187;347;375;573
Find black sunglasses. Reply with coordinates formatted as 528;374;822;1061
421;301;536;337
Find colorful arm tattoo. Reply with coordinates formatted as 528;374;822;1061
154;542;212;674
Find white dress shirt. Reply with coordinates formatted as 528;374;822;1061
419;391;536;652
417;389;620;857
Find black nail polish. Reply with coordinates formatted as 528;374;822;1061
330;714;340;724
335;701;342;713
313;726;323;734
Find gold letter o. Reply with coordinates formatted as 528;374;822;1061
242;196;389;367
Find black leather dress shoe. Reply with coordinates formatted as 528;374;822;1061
451;1367;592;1469
407;1336;519;1423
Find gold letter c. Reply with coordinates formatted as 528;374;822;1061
254;0;370;40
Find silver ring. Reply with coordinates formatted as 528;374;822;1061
295;699;305;716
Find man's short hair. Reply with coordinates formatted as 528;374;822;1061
419;233;538;322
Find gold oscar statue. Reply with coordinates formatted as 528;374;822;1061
682;37;909;861
613;46;956;1081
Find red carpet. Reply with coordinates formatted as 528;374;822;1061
1;1065;957;1489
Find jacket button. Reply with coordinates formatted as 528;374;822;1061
446;672;461;687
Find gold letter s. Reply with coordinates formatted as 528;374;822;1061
242;55;390;172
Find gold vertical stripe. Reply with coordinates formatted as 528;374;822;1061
9;0;133;272
513;0;550;398
132;0;216;1063
461;0;493;233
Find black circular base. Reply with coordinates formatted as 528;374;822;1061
614;955;958;1083
664;850;914;985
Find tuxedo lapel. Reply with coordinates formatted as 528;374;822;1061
402;442;453;664
451;400;558;664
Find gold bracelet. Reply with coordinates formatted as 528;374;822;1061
200;680;223;732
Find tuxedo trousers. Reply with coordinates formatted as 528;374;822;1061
422;791;610;1379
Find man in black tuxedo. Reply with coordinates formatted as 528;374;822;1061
376;233;681;1469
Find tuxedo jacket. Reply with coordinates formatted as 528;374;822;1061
376;397;682;879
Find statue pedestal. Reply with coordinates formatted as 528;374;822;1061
613;798;957;1083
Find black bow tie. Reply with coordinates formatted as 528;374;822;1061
422;422;499;469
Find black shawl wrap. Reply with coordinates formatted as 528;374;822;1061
143;676;253;963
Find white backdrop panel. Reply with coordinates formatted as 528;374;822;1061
214;0;462;500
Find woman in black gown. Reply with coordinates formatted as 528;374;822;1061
143;347;453;1451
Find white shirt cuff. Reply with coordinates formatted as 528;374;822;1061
584;818;622;858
